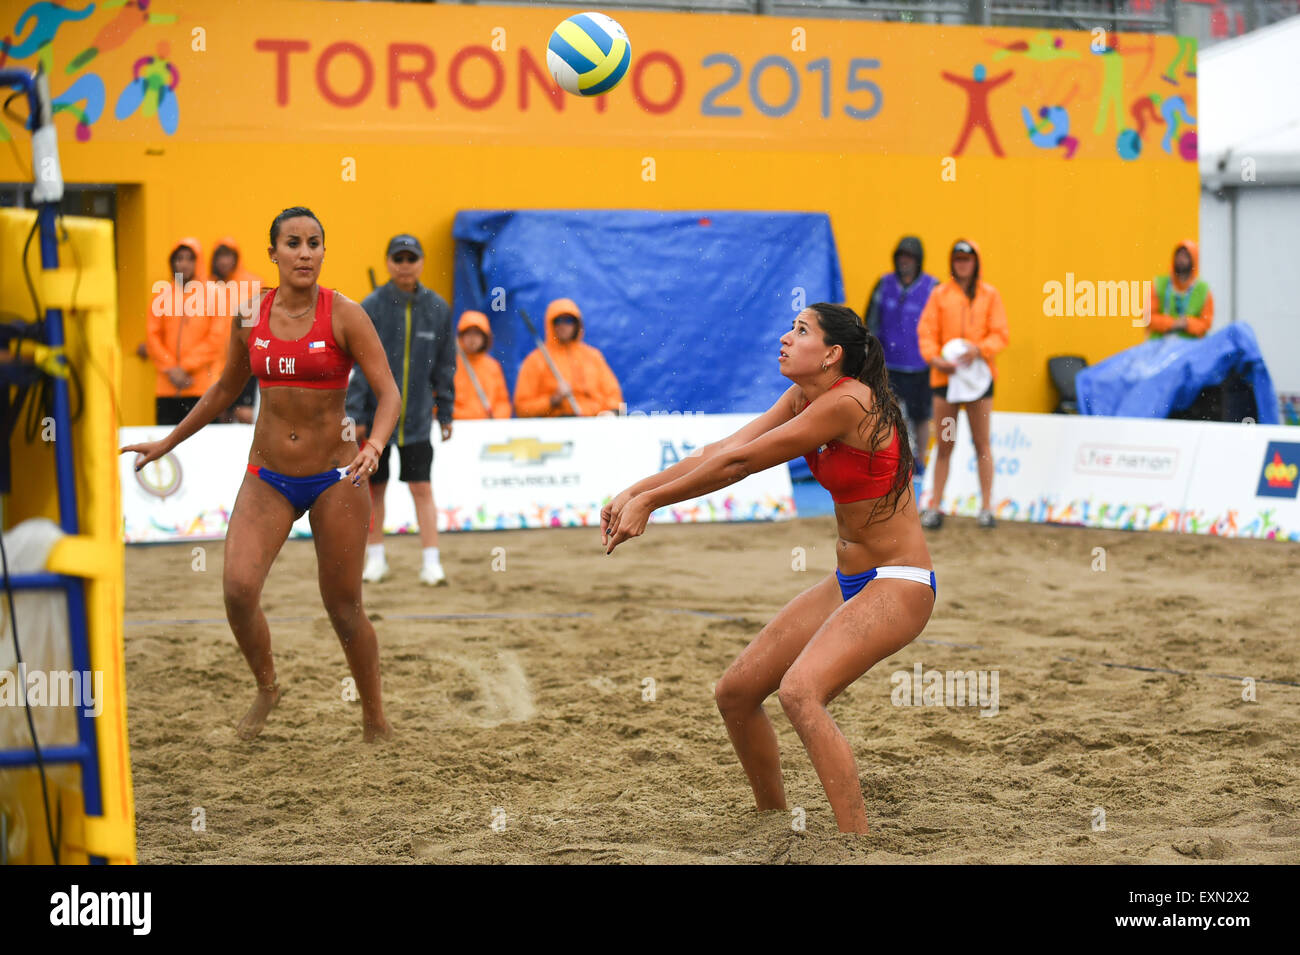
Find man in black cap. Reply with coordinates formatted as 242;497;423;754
347;234;456;586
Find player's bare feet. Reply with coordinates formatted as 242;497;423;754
363;718;393;743
236;683;282;740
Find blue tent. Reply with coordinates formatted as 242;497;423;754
1076;323;1279;423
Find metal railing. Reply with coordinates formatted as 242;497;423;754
376;0;1175;31
363;0;1300;39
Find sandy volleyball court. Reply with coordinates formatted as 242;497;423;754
124;517;1300;863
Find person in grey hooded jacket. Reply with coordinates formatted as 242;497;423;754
346;234;456;586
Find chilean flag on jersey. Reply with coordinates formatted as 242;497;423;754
251;288;353;390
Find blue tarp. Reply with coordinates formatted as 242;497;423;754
1076;323;1279;423
452;209;844;415
453;210;844;482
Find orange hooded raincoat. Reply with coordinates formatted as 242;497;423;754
453;310;513;419
513;298;623;417
146;236;230;399
209;235;265;289
1147;238;1214;338
917;239;1011;390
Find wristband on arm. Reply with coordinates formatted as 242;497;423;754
365;438;385;456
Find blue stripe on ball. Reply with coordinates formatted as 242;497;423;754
547;32;598;74
581;44;631;95
569;13;614;56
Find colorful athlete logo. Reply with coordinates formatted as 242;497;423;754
252;337;270;349
1256;441;1300;499
114;41;181;134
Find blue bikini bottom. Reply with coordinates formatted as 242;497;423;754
836;565;937;602
247;463;347;512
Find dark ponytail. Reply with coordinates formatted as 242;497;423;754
807;302;915;523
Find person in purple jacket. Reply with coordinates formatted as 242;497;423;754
865;236;938;475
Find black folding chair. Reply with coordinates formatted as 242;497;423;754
1048;355;1088;414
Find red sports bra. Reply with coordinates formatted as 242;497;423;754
799;377;904;504
249;287;352;389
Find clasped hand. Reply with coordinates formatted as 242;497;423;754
600;489;650;554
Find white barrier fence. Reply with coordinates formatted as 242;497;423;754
922;411;1300;541
120;415;795;543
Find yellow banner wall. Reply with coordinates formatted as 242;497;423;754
0;0;1200;422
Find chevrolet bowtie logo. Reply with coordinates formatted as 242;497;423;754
482;437;573;465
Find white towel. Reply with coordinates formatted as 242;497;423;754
941;338;992;403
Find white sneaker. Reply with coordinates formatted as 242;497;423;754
419;563;448;587
362;552;390;583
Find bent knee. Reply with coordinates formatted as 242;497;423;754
777;677;821;718
321;592;365;629
223;576;262;615
714;672;762;715
322;591;363;617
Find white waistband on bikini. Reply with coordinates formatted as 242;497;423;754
838;565;934;586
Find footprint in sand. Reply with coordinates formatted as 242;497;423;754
1172;836;1230;860
587;676;619;695
427;650;537;727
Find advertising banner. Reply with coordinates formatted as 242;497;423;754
1;0;1197;163
120;414;795;542
923;411;1300;540
1181;425;1300;539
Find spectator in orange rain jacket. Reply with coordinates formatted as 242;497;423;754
209;235;264;290
146;237;229;425
210;236;264;423
917;238;1010;531
513;298;623;417
1148;239;1214;339
453;310;512;419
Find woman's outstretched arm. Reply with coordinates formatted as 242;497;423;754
605;389;859;553
600;385;800;538
121;313;253;468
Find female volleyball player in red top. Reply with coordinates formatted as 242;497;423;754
122;207;401;741
602;303;935;833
